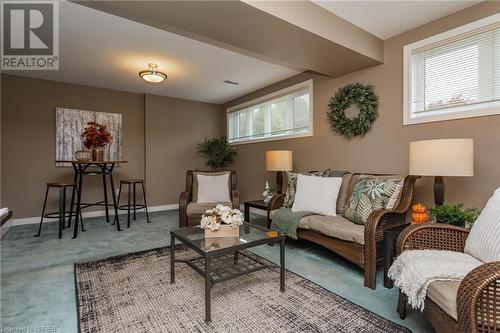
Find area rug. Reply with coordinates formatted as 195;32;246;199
75;246;411;333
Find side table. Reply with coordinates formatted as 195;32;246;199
244;200;271;228
383;223;410;288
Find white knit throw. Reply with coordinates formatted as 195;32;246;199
388;249;482;310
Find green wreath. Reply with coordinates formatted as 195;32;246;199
327;83;379;139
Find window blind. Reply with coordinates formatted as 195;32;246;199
410;23;500;114
226;81;312;144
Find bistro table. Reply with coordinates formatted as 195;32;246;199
56;160;127;238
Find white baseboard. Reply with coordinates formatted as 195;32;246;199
10;204;179;226
0;219;13;238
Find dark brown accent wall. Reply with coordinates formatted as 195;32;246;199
1;74;222;218
223;2;500;210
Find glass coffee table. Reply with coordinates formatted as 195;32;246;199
170;223;286;323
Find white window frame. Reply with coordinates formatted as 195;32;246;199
403;13;500;125
226;79;313;145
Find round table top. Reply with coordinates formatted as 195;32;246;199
55;160;128;164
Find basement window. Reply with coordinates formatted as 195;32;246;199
403;14;500;125
227;80;313;144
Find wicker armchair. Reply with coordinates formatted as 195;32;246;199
268;174;419;289
179;170;239;228
396;223;500;333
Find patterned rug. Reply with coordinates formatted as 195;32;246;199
74;246;411;333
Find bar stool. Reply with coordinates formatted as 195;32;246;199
35;182;84;239
115;179;151;228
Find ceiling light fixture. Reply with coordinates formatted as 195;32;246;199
139;63;167;83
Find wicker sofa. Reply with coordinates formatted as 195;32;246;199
268;173;419;289
396;223;500;333
179;170;239;228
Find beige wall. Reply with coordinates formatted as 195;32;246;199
223;2;500;210
1;74;222;218
145;94;222;206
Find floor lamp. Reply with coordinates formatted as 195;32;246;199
409;139;474;206
266;151;293;194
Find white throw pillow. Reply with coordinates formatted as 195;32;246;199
291;174;342;216
196;174;231;204
464;187;500;263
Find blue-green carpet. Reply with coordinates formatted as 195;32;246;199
0;210;433;332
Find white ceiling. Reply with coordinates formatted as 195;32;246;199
8;1;299;104
313;1;480;40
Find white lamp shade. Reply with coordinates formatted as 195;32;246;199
266;150;293;171
409;139;474;177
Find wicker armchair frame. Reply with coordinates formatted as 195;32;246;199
179;170;239;228
268;174;419;289
397;223;500;333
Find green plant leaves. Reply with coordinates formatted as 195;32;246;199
428;203;481;226
327;82;379;139
196;136;238;170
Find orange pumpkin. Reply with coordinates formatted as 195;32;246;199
412;203;427;214
411;212;429;223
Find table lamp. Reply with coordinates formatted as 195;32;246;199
266;150;293;194
409;138;473;206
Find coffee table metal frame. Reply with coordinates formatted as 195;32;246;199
170;222;286;323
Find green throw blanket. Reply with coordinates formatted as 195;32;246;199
271;208;315;240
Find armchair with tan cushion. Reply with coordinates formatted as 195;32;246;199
396;223;500;332
179;170;239;227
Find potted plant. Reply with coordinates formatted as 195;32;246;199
197;136;237;171
81;121;112;161
428;203;481;228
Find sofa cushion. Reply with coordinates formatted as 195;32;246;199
299;215;365;245
197;173;231;203
192;171;230;202
465;186;500;262
343;176;404;225
427;281;461;320
336;173;353;214
186;202;232;215
291;175;342;216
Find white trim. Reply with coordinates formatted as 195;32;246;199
403;13;500;126
10;204;179;226
226;79;314;144
0;219;13;239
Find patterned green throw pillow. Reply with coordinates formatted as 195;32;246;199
343;177;404;225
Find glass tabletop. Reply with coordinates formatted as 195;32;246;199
172;222;284;255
